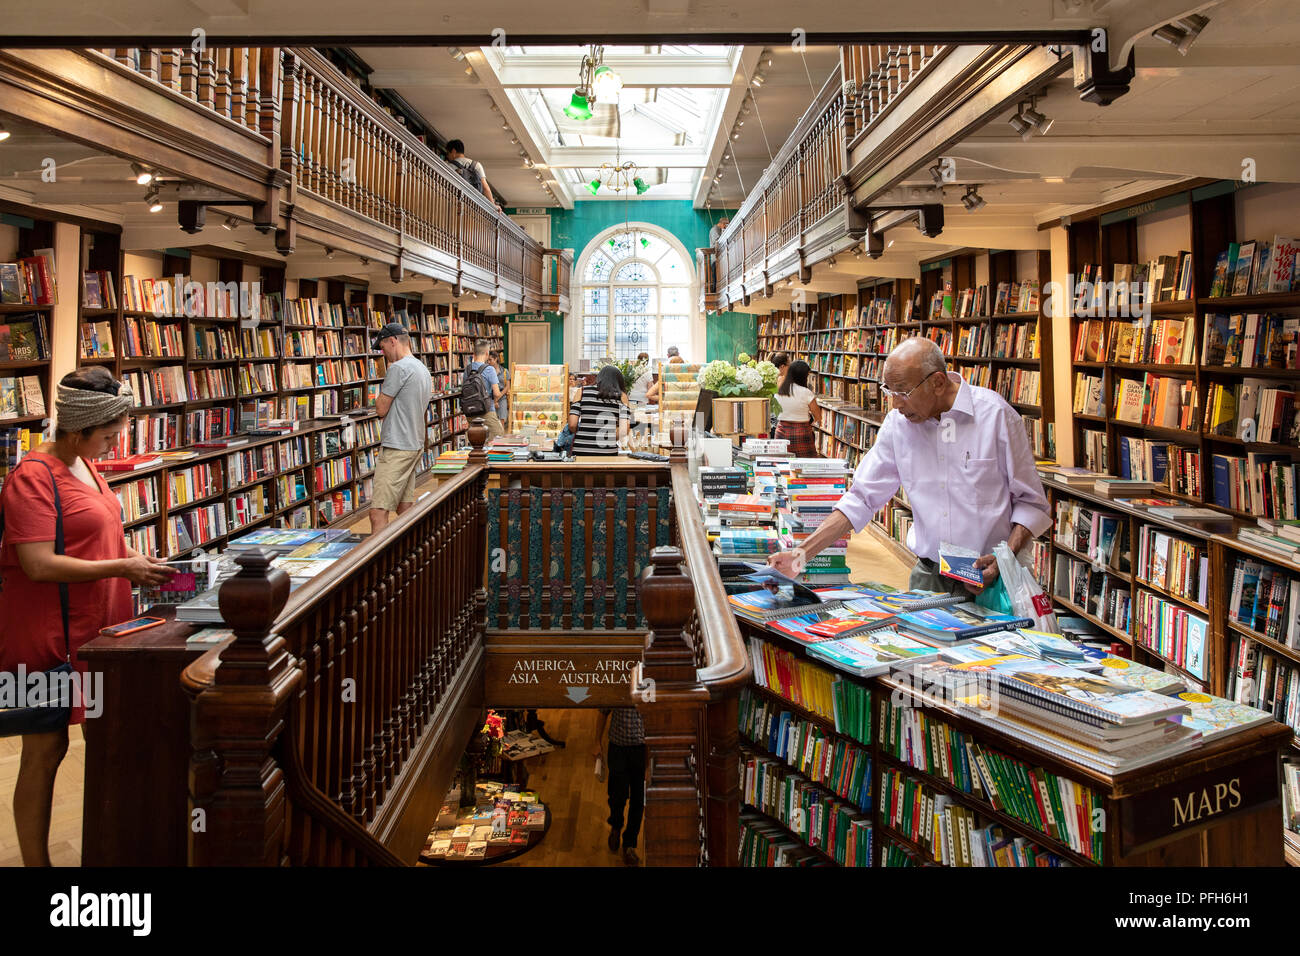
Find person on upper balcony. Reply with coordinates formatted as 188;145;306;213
446;139;500;212
767;337;1050;594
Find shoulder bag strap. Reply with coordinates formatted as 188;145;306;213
1;458;72;663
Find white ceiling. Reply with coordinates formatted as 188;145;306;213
352;42;841;209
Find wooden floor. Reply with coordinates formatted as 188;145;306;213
2;499;911;867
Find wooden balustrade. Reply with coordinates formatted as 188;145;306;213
64;46;546;302
99;46;273;137
485;463;674;630
541;248;573;311
711;44;947;308
185;462;489;865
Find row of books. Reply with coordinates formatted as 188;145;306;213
1135;523;1208;605
1112;374;1198;430
0;252;58;306
1074;256;1193;313
741;757;873;866
1227;553;1300;649
1205;377;1298;445
1202;312;1300;368
80;269;117;310
0;375;46;420
994;367;1040;406
880;767;1073;866
1207;236;1299;297
1226;634;1299;734
1133;591;1209;680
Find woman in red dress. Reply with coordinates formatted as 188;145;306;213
0;366;172;866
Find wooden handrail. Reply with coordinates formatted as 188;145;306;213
669;461;748;690
186;459;489;865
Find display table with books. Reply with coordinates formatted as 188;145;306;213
731;580;1291;867
420;781;550;865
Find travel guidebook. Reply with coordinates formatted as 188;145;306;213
938;541;984;588
893;603;1032;643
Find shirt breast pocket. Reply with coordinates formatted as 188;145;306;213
965;457;1003;506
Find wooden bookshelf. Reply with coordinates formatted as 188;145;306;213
0;211;58;458
1065;179;1300;518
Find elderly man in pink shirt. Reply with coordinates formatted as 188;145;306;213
769;337;1050;592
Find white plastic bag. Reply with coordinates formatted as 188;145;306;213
992;541;1059;633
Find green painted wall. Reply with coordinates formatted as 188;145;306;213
502;311;565;366
507;200;756;363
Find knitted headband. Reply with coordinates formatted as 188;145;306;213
56;382;133;434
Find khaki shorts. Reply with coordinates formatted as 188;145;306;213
482;410;505;440
371;446;423;511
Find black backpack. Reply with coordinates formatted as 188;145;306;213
460;363;492;418
453;157;484;193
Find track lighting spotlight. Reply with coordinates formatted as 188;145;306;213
360;257;369;266
325;247;336;260
221;216;238;231
144;185;162;213
961;185;986;212
1008;107;1034;141
0;122;9;142
131;163;153;186
928;163;946;185
449;48;465;60
1023;95;1053;135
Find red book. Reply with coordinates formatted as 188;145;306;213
96;454;162;472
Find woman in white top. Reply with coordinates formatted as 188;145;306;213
773;359;821;457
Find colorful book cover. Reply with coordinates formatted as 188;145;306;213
938;542;984;589
806;629;940;677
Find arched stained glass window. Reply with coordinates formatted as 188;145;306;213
578;227;691;362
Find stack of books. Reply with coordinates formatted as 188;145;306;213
779;458;851;586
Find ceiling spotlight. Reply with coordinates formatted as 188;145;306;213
752;75;764;88
325;247;336;260
144;185;162;212
928;162;946;185
0;122;9;142
852;245;862;258
961;184;986;212
131;162;153;186
449;47;465;61
887;239;895;248
524;158;534;168
1007;107;1035;141
731;131;741;140
1023;96;1053;135
221;216;238;231
828;257;837;268
360;257;369;266
1153;13;1209;55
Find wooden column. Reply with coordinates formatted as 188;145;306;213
188;549;302;866
637;547;707;867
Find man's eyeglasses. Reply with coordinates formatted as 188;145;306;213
881;373;936;403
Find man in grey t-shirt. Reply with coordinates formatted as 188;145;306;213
370;322;432;533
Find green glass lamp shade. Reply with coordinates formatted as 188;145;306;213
633;177;649;195
564;90;593;121
586;179;602;195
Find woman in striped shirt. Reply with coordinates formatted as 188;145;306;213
568;365;631;455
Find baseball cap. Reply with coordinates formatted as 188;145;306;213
371;322;408;349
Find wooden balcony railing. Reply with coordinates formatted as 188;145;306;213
712;45;948;309
98;47;277;138
11;47;546;308
541;248;573;313
184;453;490;866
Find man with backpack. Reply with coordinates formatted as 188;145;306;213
369;323;432;534
463;339;505;440
446;140;500;211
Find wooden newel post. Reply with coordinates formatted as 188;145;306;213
636;546;707;866
188;548;302;866
467;420;489;465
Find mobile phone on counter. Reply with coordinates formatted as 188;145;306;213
99;616;167;638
